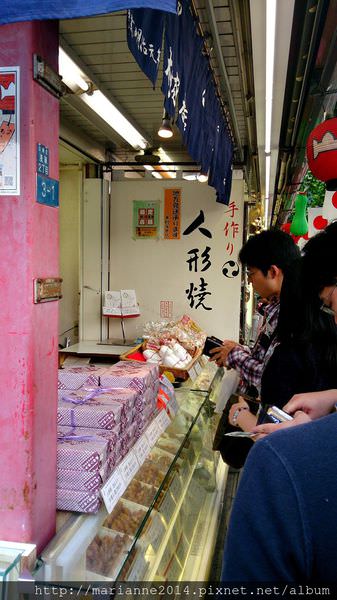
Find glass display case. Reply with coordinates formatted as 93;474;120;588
40;364;227;583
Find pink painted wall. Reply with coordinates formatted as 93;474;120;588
0;21;59;551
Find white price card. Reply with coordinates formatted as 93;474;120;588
194;360;202;375
188;365;198;382
169;474;183;501
101;469;126;514
168;394;180;416
143;513;166;553
127;552;149;581
145;419;161;447
156;409;171;433
119;451;139;486
133;434;151;466
159;491;176;523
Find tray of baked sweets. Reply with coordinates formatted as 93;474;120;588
120;315;206;381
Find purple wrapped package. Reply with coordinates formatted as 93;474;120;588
100;361;159;394
57;463;110;492
81;386;138;413
58;366;105;390
57;390;128;430
58;425;120;455
57;435;109;472
57;488;102;513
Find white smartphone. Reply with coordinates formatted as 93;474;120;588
225;431;256;438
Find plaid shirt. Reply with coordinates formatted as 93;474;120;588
226;299;280;394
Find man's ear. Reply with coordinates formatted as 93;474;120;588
268;265;282;279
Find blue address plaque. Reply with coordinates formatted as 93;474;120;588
36;174;59;207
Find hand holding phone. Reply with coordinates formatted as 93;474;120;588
258;405;293;425
203;336;223;357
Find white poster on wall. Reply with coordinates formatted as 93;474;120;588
0;66;20;195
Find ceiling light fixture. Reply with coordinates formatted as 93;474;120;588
59;47;89;92
151;171;163;179
264;0;277;227
197;172;208;183
82;90;148;150
158;112;173;139
59;48;149;151
158;148;176;179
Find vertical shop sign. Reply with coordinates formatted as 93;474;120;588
0;67;20;195
164;188;181;239
132;200;160;239
222;201;240;278
36;142;59;207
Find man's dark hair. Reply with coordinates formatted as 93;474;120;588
239;229;300;275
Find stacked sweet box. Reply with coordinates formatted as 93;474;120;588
57;365;107;390
56;363;161;514
100;361;160;430
56;386;138;513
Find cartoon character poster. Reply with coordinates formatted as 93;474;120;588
0;67;20;195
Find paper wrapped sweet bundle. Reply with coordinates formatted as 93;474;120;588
100;361;160;393
57;388;137;429
58;365;106;390
58;425;120;455
57;434;109;472
57;465;110;493
57;487;102;513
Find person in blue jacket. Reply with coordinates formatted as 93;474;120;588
222;221;337;582
221;412;337;581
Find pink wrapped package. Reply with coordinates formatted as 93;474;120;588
57;488;102;513
58;366;106;390
100;361;160;394
57;463;110;492
57;434;109;472
57;390;129;430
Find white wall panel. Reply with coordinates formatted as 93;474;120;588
108;179;244;342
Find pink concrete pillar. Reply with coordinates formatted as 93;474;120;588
0;21;59;552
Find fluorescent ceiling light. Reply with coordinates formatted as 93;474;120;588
82;90;148;150
144;164;154;171
158;148;176;179
183;173;198;181
59;48;148;150
264;154;271;228
265;0;277;154
151;171;163;179
59;47;89;92
197;173;208;183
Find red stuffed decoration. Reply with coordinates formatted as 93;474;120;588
306;117;337;221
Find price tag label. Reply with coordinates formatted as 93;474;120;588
101;468;126;514
194;360;202;375
188;365;198;382
181;460;191;480
133;434;151;466
145;419;161;447
127;552;149;581
168;394;180;417
156;409;171;433
169;474;183;501
119;451;139;485
159;491;176;523
143;513;166;552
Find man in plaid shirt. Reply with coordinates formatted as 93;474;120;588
210;230;300;395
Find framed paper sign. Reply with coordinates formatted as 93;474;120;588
0;67;20;195
133;200;160;239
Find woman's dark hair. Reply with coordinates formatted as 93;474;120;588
302;220;337;294
239;229;301;275
276;233;337;373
